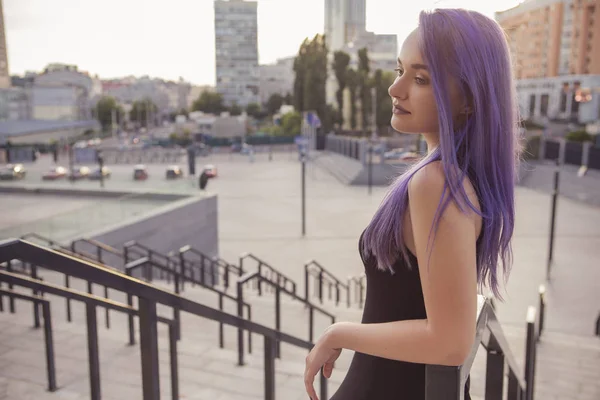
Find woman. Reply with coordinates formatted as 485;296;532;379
304;8;520;400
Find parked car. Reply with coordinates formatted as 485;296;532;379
88;166;111;180
166;165;183;179
202;164;218;178
42;166;67;180
68;166;91;180
0;164;26;180
133;164;149;180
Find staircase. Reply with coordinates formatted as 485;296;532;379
0;234;542;400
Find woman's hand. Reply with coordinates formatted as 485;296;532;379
304;325;342;400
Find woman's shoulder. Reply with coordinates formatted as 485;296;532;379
408;160;481;218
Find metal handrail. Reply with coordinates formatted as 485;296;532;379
304;259;351;307
425;296;536;400
125;257;253;351
0;269;179;400
179;245;238;291
72;238;123;258
239;252;297;296
236;271;335;363
0;239;329;400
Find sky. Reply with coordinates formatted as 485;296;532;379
3;0;524;86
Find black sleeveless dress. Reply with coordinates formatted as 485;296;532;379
329;233;471;399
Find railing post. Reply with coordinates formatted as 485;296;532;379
30;263;41;328
264;336;276;400
173;271;181;341
200;254;206;286
168;322;179;400
126;268;136;345
179;252;186;292
485;335;505;400
309;307;314;343
237;281;245;366
86;303;101;400
218;294;224;348
258;263;263;296
318;270;323;304
538;285;545;341
275;285;281;359
320;370;328;400
507;368;522;400
524;306;538;400
138;297;161;400
7;261;15;313
64;274;72;322
41;302;57;392
425;365;461;400
304;264;309;302
247;305;253;354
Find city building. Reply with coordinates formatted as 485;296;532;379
189;111;248;138
496;0;600;124
324;0;367;52
214;0;259;107
0;88;30;121
259;56;294;105
0;0;9;89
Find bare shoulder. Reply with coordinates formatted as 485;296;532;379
408;161;481;226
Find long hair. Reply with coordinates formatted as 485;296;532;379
361;8;520;298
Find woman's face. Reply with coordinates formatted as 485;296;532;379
388;29;466;136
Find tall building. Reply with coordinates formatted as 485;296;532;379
325;0;367;52
214;0;259;107
496;0;600;124
0;0;10;88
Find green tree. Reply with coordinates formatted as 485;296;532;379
229;102;242;116
281;111;302;136
191;91;225;115
293;34;328;130
95;96;124;130
130;98;158;127
373;69;396;133
266;93;284;115
358;47;372;134
332;51;351;126
246;102;261;118
346;68;359;129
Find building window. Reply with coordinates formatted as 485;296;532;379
529;94;536;117
560;83;568;112
540;94;549;116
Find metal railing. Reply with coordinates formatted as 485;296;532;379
236;270;336;365
348;272;366;308
239;252;297;296
179;245;241;291
304;259;351;307
0;239;327;400
425;296;539;400
0;267;179;400
124;241;179;281
124;256;252;350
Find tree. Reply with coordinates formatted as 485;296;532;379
281;111;302;136
229;102;242;116
332;51;351;126
95;96;124;130
130;98;158;127
358;47;372;134
284;92;293;105
293;34;328;125
246;102;264;119
266;93;284;115
373;69;396;133
346;68;359;129
191;91;225;115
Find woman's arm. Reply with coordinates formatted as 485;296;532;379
328;162;479;365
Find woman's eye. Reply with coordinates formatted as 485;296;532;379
394;68;404;76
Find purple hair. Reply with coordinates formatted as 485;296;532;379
361;9;521;298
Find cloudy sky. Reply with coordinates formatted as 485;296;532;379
3;0;524;85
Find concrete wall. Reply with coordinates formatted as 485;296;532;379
85;195;218;270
